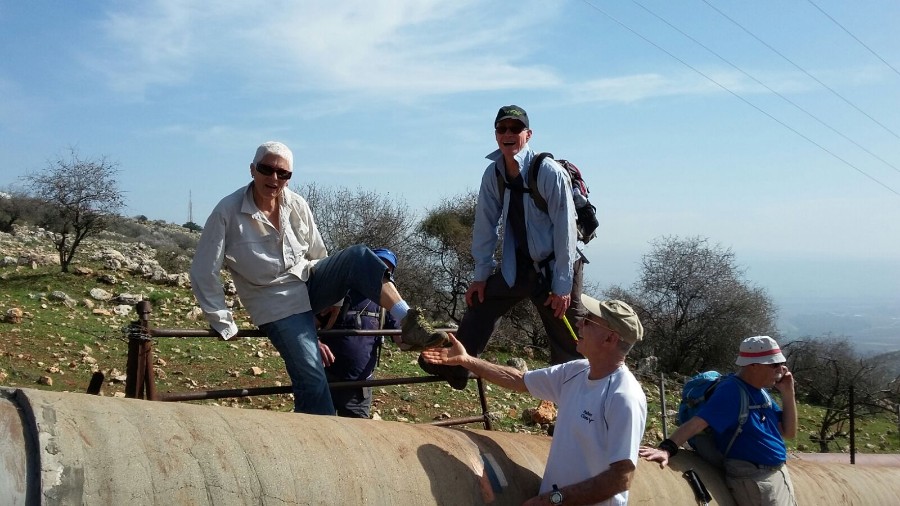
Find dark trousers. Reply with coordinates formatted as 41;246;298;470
457;258;585;364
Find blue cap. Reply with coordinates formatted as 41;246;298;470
372;248;397;270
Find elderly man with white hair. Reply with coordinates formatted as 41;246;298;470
640;336;798;506
191;141;448;415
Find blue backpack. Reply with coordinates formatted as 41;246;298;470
678;371;772;467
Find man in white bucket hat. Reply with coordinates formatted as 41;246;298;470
640;336;798;506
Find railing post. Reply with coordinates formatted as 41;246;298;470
137;300;158;400
849;385;855;465
476;377;492;430
659;373;668;440
125;301;157;400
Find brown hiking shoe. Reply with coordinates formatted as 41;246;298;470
399;307;449;351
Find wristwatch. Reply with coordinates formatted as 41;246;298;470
549;484;563;505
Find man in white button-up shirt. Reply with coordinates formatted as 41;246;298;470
191;141;448;414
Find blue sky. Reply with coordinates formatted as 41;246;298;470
2;1;899;318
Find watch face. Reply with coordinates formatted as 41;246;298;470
550;490;563;504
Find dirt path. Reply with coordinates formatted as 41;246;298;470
791;452;900;467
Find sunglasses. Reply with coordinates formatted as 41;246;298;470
765;362;785;369
495;124;527;135
583;318;615;335
255;163;292;180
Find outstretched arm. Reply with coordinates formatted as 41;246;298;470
638;416;709;468
420;334;528;393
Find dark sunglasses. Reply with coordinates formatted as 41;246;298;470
255;163;292;180
495;124;527;135
766;362;785;369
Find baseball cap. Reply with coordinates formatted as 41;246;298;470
371;247;397;270
735;336;786;366
580;295;643;344
494;105;529;128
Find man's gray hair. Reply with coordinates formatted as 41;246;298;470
252;141;293;170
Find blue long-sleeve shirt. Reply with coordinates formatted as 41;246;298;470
471;145;578;295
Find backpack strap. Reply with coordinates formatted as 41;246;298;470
722;381;750;458
527;152;554;214
723;379;773;458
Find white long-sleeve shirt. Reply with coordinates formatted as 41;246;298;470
190;183;328;339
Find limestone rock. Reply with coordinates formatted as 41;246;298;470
5;307;23;324
506;357;528;372
113;305;132;316
89;288;113;301
528;400;557;425
98;274;118;285
115;293;142;305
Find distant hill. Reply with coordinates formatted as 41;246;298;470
779;302;900;356
874;350;900;379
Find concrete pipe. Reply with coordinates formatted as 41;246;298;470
3;387;900;505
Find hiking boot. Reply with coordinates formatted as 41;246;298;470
418;354;469;391
399;307;449;351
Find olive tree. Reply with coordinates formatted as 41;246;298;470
608;236;777;374
0;185;43;232
25;148;126;272
413;192;478;323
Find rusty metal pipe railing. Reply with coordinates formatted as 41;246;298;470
122;301;492;429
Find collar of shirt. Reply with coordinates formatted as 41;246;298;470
485;144;532;179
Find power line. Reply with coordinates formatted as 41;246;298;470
700;0;900;141
630;0;900;175
805;0;900;79
577;0;900;197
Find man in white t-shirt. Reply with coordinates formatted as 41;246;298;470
422;295;647;506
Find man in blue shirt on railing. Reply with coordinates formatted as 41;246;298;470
319;248;399;418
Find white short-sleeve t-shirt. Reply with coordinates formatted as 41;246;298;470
525;361;647;506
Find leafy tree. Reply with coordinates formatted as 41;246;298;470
182;221;202;232
785;336;893;452
413;192;478;324
25;148;126;272
607;236;777;374
0;186;42;232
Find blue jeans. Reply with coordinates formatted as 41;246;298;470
261;245;390;415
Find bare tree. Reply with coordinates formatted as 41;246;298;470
25;148;126;272
608;236;777;374
294;182;443;312
299;182;414;251
785;336;893;452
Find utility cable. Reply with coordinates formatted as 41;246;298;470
700;0;900;141
631;0;900;175
577;0;900;197
805;0;900;79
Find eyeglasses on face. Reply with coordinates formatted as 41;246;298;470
583;318;615;335
255;163;292;180
495;124;527;135
765;362;785;369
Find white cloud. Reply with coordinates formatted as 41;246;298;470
80;0;562;99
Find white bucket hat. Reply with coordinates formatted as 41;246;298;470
735;335;786;366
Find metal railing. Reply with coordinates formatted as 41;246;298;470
97;300;492;430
